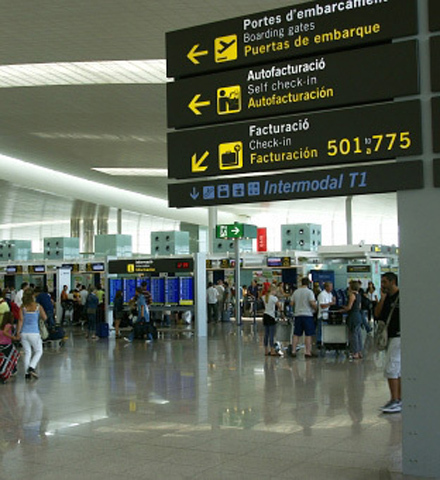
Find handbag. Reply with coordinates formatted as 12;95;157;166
39;317;49;340
375;294;399;351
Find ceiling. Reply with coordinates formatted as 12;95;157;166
0;0;397;240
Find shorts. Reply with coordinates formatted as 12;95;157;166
384;337;401;379
293;316;315;336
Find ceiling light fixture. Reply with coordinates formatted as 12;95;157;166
0;60;168;88
92;167;168;177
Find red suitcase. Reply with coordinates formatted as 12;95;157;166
0;344;20;383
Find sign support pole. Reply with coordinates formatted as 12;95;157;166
234;238;241;326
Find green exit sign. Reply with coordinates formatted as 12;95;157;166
216;223;257;239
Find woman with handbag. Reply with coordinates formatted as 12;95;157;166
343;280;363;360
17;289;47;380
262;286;281;356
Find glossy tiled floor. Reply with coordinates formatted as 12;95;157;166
0;322;423;480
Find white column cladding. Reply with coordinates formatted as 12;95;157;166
194;252;207;337
399;1;440;476
208;207;217;254
345;196;353;245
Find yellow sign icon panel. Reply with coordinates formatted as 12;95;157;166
217;85;241;115
214;34;238;63
219;141;243;170
127;264;135;273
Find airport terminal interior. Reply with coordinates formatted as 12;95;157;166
0;0;438;479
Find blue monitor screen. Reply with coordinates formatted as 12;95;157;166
109;279;122;304
151;277;165;304
123;278;136;303
165;277;179;305
179;277;194;305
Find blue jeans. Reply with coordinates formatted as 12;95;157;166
88;311;97;335
264;324;276;348
349;323;363;354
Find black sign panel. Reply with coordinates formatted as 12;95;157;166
108;258;194;275
168;160;423;208
29;265;46;274
434;159;440;187
168;100;422;179
431;36;440;92
166;0;417;78
167;41;419;129
430;0;440;32
433;97;440;153
347;265;371;273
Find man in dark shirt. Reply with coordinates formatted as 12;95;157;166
35;285;55;328
375;272;401;413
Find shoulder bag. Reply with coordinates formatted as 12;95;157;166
375;294;399;351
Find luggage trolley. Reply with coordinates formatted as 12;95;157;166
321;311;349;356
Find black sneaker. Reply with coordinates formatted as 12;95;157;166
28;367;39;379
25;373;31;380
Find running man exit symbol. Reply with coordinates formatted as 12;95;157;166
217;85;241;115
214;34;238;63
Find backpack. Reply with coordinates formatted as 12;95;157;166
10;302;20;321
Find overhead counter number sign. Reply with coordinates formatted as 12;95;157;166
431;36;440;93
430;0;440;32
167;41;419;129
168;100;422;179
166;0;417;78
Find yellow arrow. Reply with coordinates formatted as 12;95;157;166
191;151;209;172
188;94;211;115
187;44;209;65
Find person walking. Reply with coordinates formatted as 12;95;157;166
17;289;47;380
206;282;219;323
113;290;124;339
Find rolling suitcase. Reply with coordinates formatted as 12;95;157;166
96;322;109;338
275;320;293;343
0;344;20;383
322;323;349;352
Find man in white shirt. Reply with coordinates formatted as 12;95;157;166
206;282;219;323
290;277;317;358
14;282;29;308
317;282;336;347
215;280;225;322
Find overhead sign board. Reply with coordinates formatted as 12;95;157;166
432;97;440;153
216;223;257;239
168;160;424;208
166;0;417;78
167;41;419;129
168;100;422;179
430;0;440;32
347;265;371;273
431;36;440;92
29;265;46;274
108;258;194;275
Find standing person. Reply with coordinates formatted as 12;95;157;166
17;289;47;380
125;286;150;342
358;280;372;334
215;280;225;322
35;285;55;328
206;282;219;323
247;279;259;321
262;286;281;356
375;272;401;414
85;287;99;340
275;282;287;318
79;285;89;323
289;278;317;358
96;284;105;324
0;288;11;325
15;282;29;308
343;280;363;360
0;311;19;345
113;290;124;339
316;282;336;347
366;281;379;321
60;285;69;324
